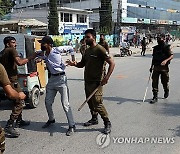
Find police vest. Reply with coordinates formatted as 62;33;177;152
152;44;171;66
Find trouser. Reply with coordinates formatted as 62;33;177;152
45;74;75;127
85;82;109;122
9;77;23;121
141;47;146;55
0;127;5;154
152;66;169;95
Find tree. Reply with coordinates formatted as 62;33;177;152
0;0;14;18
99;0;112;35
48;0;59;35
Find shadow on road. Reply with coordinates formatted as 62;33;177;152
0;121;102;136
133;53;152;58
103;96;143;104
157;102;180;117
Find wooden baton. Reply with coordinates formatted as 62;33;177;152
78;85;101;111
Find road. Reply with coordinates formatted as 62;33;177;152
0;41;180;154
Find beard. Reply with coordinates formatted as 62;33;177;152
86;39;93;46
100;38;104;42
157;40;164;46
41;45;47;51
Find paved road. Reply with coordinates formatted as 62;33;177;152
0;41;180;154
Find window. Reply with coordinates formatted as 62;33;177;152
61;13;64;22
60;13;72;22
77;14;87;23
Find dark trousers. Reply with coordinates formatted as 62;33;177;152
141;46;146;55
152;66;169;95
9;77;23;121
85;82;109;122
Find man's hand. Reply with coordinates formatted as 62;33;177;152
34;57;42;63
66;59;77;66
19;92;26;100
161;60;167;66
101;76;109;86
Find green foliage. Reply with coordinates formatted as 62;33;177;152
53;39;66;46
99;0;112;35
0;0;14;18
48;0;59;35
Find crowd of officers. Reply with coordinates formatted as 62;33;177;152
0;30;174;153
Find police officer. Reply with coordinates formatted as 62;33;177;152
0;36;34;137
149;34;173;104
0;64;26;152
141;37;147;56
98;34;110;54
67;29;115;134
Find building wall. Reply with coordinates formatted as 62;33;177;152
15;0;49;8
14;0;180;25
60;0;180;23
12;9;48;23
127;0;180;21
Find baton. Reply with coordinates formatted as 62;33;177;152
78;85;101;111
142;70;153;103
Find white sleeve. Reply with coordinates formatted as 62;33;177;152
55;47;64;53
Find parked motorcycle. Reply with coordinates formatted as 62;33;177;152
120;47;132;57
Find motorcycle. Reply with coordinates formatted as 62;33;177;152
120;47;132;57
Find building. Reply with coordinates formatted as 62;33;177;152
11;0;92;35
58;0;180;34
0;18;47;35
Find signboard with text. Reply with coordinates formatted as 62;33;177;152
59;23;88;34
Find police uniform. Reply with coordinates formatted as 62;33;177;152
0;47;27;137
0;64;12;154
98;40;109;53
0;48;23;120
151;43;173;101
141;38;147;56
76;44;110;125
0;127;5;154
98;40;109;76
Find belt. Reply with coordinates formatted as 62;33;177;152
51;72;65;76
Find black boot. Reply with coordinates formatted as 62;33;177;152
164;90;169;98
150;96;158;104
5;120;20;138
15;115;30;128
84;117;98;127
103;121;111;134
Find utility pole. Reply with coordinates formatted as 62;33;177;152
117;0;122;46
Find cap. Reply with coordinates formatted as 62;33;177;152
38;36;54;44
159;33;166;38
